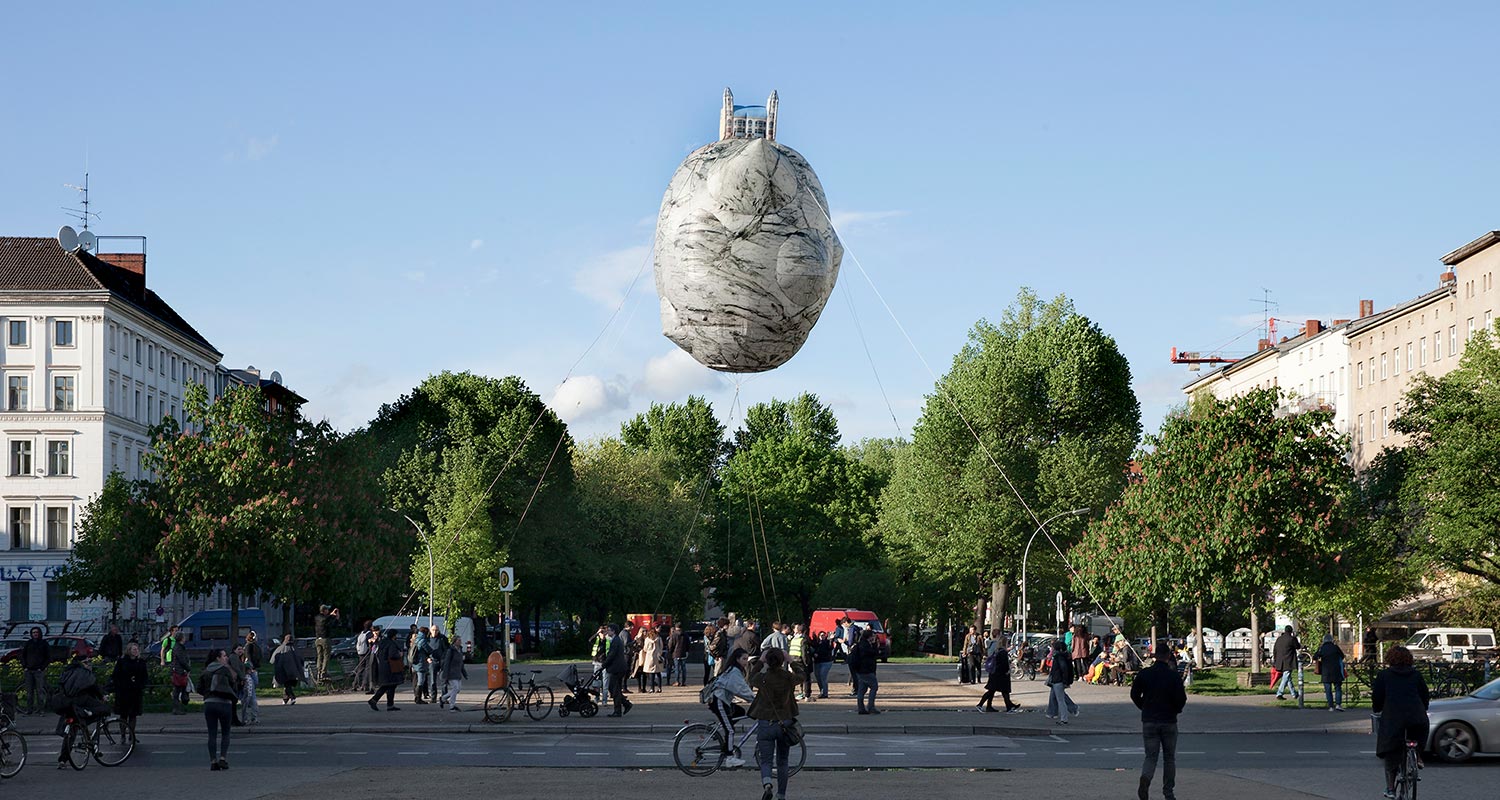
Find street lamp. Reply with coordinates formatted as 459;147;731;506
388;508;434;631
1019;508;1090;642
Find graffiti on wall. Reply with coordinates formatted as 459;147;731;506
0;565;63;582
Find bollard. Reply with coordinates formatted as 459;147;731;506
1297;659;1305;709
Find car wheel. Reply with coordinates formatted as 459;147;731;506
1432;721;1478;763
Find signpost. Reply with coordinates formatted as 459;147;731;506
498;567;516;661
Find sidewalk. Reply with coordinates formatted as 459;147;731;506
12;662;1373;738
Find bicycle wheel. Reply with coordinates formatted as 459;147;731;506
90;718;134;767
671;723;724;777
525;685;554;721
483;688;516;723
752;731;806;778
0;728;27;778
1397;747;1419;800
66;727;90;771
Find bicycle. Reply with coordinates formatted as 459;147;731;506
1392;737;1422;800
58;712;134;770
483;670;554;723
672;716;806;778
0;695;27;779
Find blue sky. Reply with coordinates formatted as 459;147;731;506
5;3;1499;444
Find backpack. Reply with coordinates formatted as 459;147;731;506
698;676;720;704
60;665;96;698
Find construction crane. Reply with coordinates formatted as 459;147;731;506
1168;348;1241;372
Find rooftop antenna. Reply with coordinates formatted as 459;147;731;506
1250;288;1279;343
63;172;101;233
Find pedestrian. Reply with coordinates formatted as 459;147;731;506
271;634;301;705
737;620;761;658
853;628;880;714
667;623;688;687
811;631;834;699
199;649;239;771
708;647;755;767
592;625;612;705
1130;640;1187;800
354;620;373;692
99;624;124;662
409;625;430;703
169;634;193;715
977;630;1021;713
632;625;649;693
1314;634;1347;711
19;627;49;715
709;619;730;677
615;623;635;694
787;623;812;701
1045;639;1078;724
1372;646;1430;799
835;617;858;694
368;628;404;711
228;644;247;727
1362;627;1380;663
55;656;110;767
441;634;468;711
603;624;633;717
1272;625;1303;701
1072;626;1091;682
313;604;339;682
110;641;149;744
240;635;262;725
642;626;664;693
160;625;180;666
960;625;979;684
761;621;790;654
748;647;804;800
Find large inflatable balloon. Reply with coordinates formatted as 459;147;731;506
654;90;842;373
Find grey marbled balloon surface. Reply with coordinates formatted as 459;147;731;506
654;137;842;373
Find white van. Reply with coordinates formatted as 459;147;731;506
1403;628;1496;662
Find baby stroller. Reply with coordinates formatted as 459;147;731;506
555;664;601;718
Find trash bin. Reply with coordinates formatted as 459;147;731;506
487;650;509;690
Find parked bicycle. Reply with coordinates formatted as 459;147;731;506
672;715;805;777
0;693;27;778
483;670;554;723
58;712;134;770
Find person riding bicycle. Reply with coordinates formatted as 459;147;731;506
53;655;110;767
707;647;756;768
1371;645;1430;799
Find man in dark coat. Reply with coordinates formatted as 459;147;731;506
1272;625;1303;700
1131;641;1188;800
1046;639;1078;723
977;630;1020;712
20;627;51;714
666;624;688;686
602;624;633;717
367;629;403;711
1372;646;1430;798
98;625;124;661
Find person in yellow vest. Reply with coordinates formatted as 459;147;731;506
160;625;179;666
788;623;812;701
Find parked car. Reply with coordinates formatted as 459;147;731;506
0;634;95;664
1427;676;1500;763
1404;628;1497;663
0;638;28;660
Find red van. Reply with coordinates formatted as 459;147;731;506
809;609;889;662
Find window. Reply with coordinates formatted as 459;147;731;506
107;379;115;413
110;442;117;470
9;507;30;549
52;375;74;411
134;338;141;363
1420;338;1427;366
1356;414;1364;444
1380;353;1388;380
53;320;73;347
134;390;140;420
1434;332;1442;360
1487;310;1494;330
147;396;154;421
1393;348;1401;375
45;507;67;549
7;582;28;622
1468;318;1476;342
198;625;230;640
1406;343;1413;372
1381;407;1389;438
171;356;177;381
7;320;26;347
9;440;31;475
147;345;154;371
1357;362;1364;387
46;441;69;476
7;375;27;411
108;325;116;352
45;582;66;620
1448;634;1471;647
1450;326;1457;355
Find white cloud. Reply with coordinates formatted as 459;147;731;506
638;347;727;399
550;375;631;423
402;270;427;283
470;239;484;251
573;245;651;308
246;135;279;161
830;209;906;229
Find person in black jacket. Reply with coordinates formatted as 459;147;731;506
367;628;404;711
667;623;688;686
602;624;633;717
19;627;50;714
98;624;124;662
110;642;149;743
1314;634;1347;711
1045;639;1078;724
1372;645;1430;798
852;628;880;715
1131;641;1188;800
977;630;1020;713
1272;625;1303;700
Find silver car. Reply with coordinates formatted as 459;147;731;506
1427;676;1500;762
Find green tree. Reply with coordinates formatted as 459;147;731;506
56;472;165;620
620;395;727;489
879;288;1140;629
1070;389;1356;669
145;383;301;640
712;394;881;622
1392;325;1500;585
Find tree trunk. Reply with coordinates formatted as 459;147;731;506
229;588;240;650
282;603;294;641
990;580;1010;633
1250;597;1262;674
1194;602;1205;669
973;596;987;636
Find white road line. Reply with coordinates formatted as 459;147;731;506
337;752;368;755
1296;750;1329;754
1359;750;1375;754
514;751;546;755
576;752;609;755
1056;751;1085;755
635;752;668;756
874;752;907;756
935;752;967;756
816;752;847;756
397;751;429;756
1237;751;1266;755
1178;751;1204;755
457;752;487;755
277;751;308;755
993;752;1024;756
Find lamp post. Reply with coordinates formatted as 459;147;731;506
1019;508;1090;642
388;509;434;631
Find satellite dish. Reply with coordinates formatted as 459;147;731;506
58;226;79;252
77;230;96;251
269;371;283;385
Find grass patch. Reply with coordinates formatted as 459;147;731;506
1186;668;1370;708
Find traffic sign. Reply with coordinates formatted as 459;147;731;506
497;566;516;593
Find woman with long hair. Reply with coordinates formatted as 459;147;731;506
642;627;664;693
748;647;804;800
200;648;239;770
271;635;301;705
110;642;149;743
1372;645;1430;798
707;647;756;767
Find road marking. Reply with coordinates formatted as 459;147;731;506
1056;751;1085;755
1296;750;1328;754
635;752;668;756
397;751;429;755
1178;751;1204;754
457;752;487;755
1237;751;1265;755
816;752;847;756
277;751;308;755
576;752;609;756
1359;750;1375;754
514;751;546;755
935;752;967;756
337;752;368;755
875;752;907;756
993;752;1024;756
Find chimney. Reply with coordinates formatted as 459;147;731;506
100;253;145;281
1359;299;1374;319
1440;270;1456;286
1333;319;1350;326
1257;338;1272;352
1305;319;1322;336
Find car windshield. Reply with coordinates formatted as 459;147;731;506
1471;677;1500;701
1404;634;1431;649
